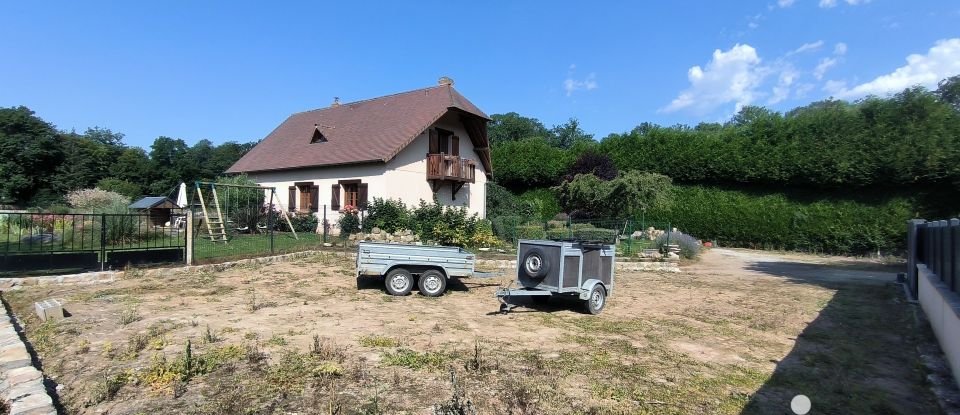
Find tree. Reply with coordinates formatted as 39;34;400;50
554;171;673;219
549;118;593;148
0;106;63;205
490;138;574;190
566;151;617;181
937;75;960;111
96;178;143;199
487;112;550;144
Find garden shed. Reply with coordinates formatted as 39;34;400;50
129;196;180;227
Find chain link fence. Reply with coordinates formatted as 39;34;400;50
491;217;679;257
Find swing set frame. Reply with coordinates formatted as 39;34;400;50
192;181;298;242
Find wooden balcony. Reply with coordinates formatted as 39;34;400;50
426;154;476;183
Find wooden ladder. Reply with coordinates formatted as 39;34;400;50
197;184;228;243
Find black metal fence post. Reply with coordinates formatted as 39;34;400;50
268;192;275;256
100;213;107;271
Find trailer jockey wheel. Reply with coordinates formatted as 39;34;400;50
522;248;550;279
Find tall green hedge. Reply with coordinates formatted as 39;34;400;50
646;185;915;255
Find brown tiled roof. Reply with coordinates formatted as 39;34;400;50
226;85;491;175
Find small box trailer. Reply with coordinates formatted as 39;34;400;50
355;242;489;297
496;239;616;314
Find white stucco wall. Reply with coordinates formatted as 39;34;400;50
247;113;488;231
918;264;960;388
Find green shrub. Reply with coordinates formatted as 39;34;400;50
520;189;561;222
487;182;534;218
337;206;360;235
96;178;142;200
515;225;546;240
571;227;617;243
654;231;702;259
66;188;130;213
362;198;409;233
647;185;915;255
288;212;318;233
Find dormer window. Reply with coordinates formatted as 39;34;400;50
311;126;328;143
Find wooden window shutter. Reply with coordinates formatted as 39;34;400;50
451;136;460;156
331;184;341;211
310;185;319;212
428;129;439;154
358;183;369;209
288;186;296;212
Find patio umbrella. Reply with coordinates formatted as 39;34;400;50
176;182;188;208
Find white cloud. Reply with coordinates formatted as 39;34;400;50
563;66;597;97
823;79;847;95
820;0;871;8
777;0;796;8
813;57;838;80
662;44;768;114
769;66;799;104
788;40;824;55
833;38;960;98
834;42;847;55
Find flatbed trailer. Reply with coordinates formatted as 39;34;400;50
356;241;494;296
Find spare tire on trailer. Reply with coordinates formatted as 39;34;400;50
521;247;550;279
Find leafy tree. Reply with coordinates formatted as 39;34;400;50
549;118;593;148
96;178;143;199
0;106;63;205
554;171;672;219
566;150;617;181
937;75;960;111
490;138;574;190
487;112;550;144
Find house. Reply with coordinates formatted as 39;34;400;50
128;196;181;227
226;77;492;232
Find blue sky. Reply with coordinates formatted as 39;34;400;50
1;1;958;148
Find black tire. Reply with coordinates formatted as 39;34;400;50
584;285;606;315
385;268;414;296
521;247;550;279
417;269;447;297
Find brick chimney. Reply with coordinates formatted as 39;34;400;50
331;97;341;107
438;76;454;86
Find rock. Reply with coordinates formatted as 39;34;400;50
400;235;415;242
322;243;332;247
478;247;491;252
372;227;382;234
667;252;680;260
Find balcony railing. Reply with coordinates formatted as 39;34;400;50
426;154;476;183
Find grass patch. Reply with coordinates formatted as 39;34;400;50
358;335;400;348
382;348;450;370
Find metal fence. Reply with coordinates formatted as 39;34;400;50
1;212;186;275
493;218;676;257
907;218;958;299
191;204;360;264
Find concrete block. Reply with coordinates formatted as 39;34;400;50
33;299;64;322
8;390;54;414
0;345;31;371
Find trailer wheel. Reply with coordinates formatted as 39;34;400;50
417;269;447;297
584;285;606;315
385;268;414;296
521;248;550;279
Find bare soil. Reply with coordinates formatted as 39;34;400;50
0;248;939;414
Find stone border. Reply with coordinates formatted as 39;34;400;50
0;294;57;415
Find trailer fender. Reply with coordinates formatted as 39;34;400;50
579;279;606;300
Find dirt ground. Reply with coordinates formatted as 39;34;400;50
0;248;941;414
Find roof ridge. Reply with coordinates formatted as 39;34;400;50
291;85;448;116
